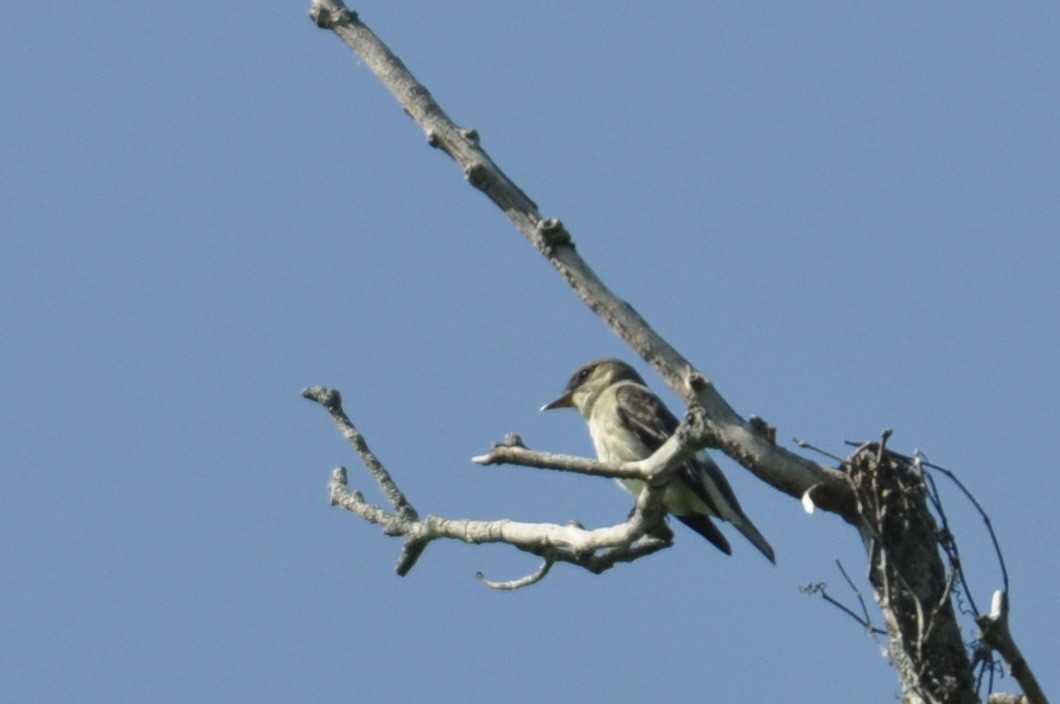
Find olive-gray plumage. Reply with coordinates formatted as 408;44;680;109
542;359;775;563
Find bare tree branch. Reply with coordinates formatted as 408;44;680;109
471;433;656;481
305;384;697;584
303;4;1046;703
977;591;1049;704
304;386;417;521
307;0;853;520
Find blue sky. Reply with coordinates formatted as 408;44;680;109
2;3;1056;702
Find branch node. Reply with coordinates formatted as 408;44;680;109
308;0;357;29
460;127;480;145
328;467;353;506
749;415;777;446
471;434;530;465
330;466;348;486
501;432;525;448
464;161;489;189
536;217;572;252
685;369;711;393
678;404;710;446
302;385;341;411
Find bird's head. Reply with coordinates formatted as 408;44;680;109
540;358;645;417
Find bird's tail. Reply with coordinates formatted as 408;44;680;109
677;513;732;556
732;516;775;564
686;456;776;564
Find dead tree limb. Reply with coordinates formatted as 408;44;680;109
977;591;1048;704
304;385;697;584
307;0;851;518
303;4;1046;702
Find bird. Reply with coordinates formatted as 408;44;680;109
541;358;775;563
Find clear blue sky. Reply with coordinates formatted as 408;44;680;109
3;3;1056;702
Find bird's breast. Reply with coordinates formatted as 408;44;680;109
587;413;648;463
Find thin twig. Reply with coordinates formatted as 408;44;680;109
477;559;554;590
792;437;844;463
472;442;656;480
913;451;1008;594
915;456;979;617
835;560;884;636
801;581;885;635
303;386;418;521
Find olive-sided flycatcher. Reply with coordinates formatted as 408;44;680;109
542;358;774;563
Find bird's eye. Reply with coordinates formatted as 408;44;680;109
577;367;591;381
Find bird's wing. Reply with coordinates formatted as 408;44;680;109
689;454;744;519
612;383;679;451
613;383;722;508
614;383;776;562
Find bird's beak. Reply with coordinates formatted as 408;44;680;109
540;391;573;411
